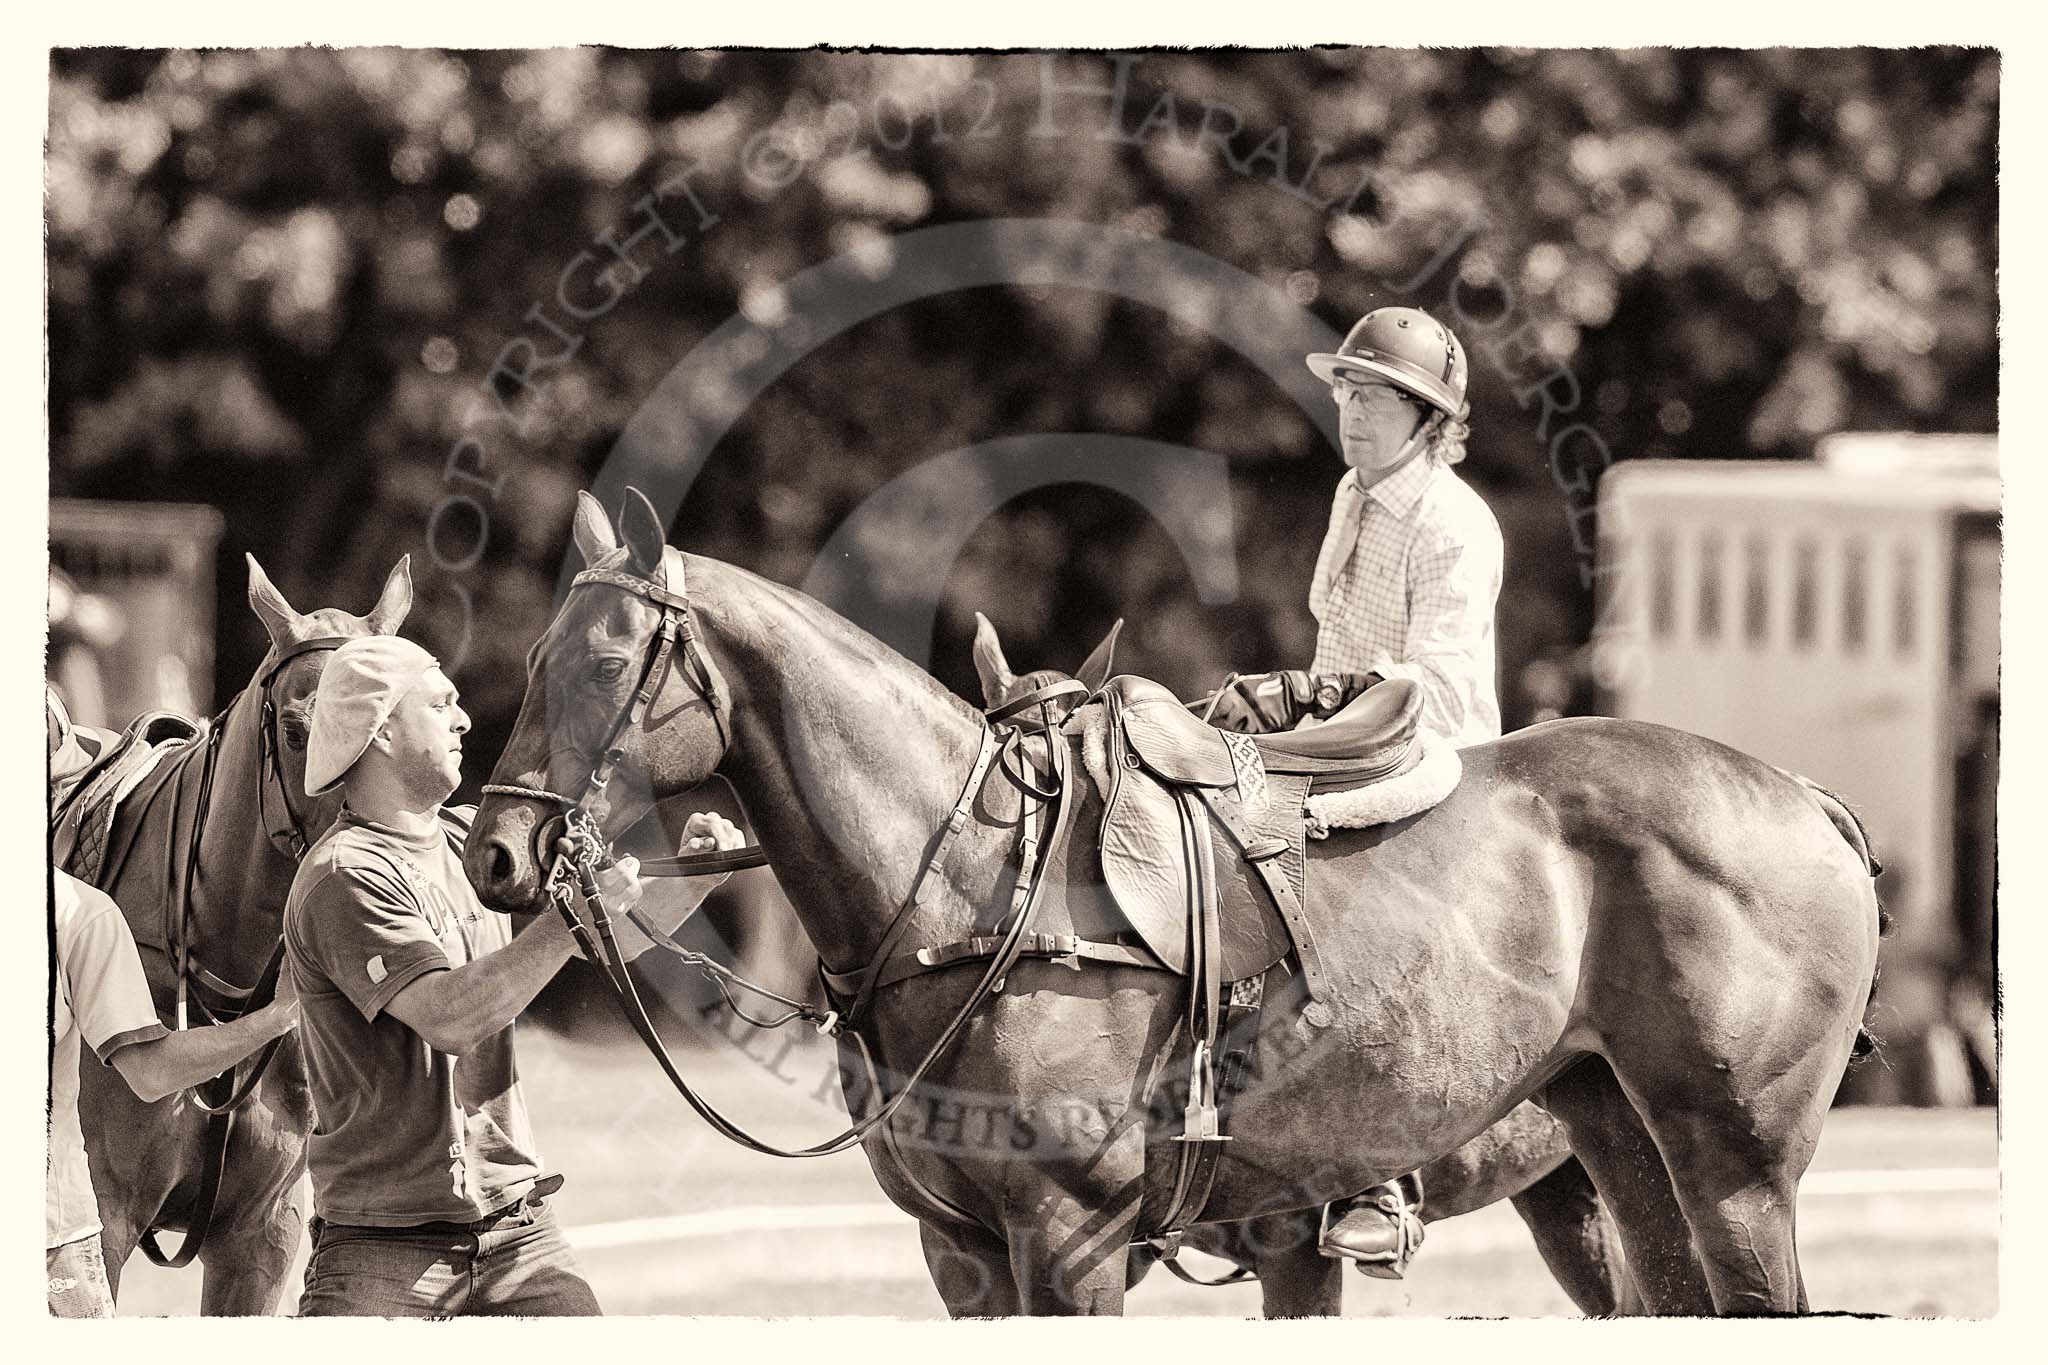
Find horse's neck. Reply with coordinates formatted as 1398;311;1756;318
187;684;297;979
703;578;1018;974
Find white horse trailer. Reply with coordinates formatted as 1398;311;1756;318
1592;437;1997;1103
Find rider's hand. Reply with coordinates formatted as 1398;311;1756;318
1199;671;1316;733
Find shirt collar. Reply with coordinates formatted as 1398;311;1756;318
1353;451;1439;518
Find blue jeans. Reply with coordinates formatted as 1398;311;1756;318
298;1190;600;1317
47;1235;116;1318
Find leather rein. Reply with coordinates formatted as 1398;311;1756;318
482;554;1083;1160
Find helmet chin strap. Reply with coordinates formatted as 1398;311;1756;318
1351;411;1438;492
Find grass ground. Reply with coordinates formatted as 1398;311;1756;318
112;1026;1998;1318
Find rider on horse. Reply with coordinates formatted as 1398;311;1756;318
1206;306;1503;1277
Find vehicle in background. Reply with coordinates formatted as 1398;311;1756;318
1590;435;1997;1105
48;499;224;728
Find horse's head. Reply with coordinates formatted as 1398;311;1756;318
970;611;1122;718
468;488;732;912
245;552;413;854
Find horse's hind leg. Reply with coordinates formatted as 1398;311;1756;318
1614;1069;1824;1315
1600;951;1852;1312
1507;1154;1636;1316
1539;1059;1714;1315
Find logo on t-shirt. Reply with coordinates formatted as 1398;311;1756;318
366;954;388;984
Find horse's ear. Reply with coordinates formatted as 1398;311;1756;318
571;491;617;566
617;487;667;576
245;553;300;644
970;612;1016;706
364;555;413;635
1073;618;1124;695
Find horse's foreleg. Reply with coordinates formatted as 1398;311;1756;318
96;1220;139;1305
1539;1059;1714;1315
199;1077;312;1317
1240;1209;1342;1318
918;1220;1021;1318
1004;1196;1138;1315
1506;1155;1632;1316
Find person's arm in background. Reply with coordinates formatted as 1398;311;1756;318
59;872;299;1106
110;986;299;1104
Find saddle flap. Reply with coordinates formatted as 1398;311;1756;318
1097;758;1303;983
53;713;203;887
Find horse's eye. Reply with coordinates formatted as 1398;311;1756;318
591;657;627;685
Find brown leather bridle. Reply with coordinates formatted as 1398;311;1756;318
481;549;763;879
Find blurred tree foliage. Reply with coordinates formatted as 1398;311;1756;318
48;49;1997;779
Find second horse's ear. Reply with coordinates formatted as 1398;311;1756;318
617;487;667;576
970;612;1015;707
364;555;413;635
245;553;301;645
1074;618;1124;694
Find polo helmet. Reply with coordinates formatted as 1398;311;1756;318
1306;307;1469;421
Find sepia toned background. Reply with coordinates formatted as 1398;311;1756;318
44;47;1999;1314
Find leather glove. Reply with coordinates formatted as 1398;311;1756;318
1196;670;1381;733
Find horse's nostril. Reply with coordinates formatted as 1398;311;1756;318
487;838;514;887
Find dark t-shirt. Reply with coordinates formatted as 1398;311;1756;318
284;804;556;1227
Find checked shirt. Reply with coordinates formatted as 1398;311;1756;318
1307;454;1504;748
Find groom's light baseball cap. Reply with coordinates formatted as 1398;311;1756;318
304;636;441;796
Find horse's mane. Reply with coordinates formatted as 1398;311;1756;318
683;552;985;728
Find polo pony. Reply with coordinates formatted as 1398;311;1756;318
469;490;1881;1316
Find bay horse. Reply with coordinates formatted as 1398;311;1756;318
469;490;1882;1316
59;555;411;1315
967;612;1628;1315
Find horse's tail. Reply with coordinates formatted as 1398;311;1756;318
1802;779;1892;1062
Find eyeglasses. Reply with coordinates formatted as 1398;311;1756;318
1330;374;1417;411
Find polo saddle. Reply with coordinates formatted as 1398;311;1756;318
1097;673;1425;990
823;672;1447;1249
